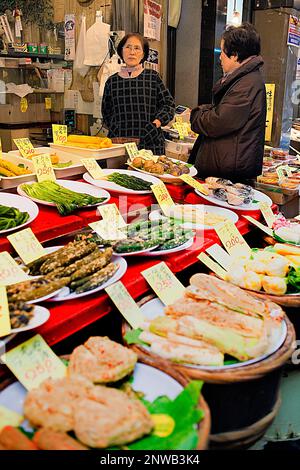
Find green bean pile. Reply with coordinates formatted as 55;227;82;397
107;172;152;191
0;205;29;230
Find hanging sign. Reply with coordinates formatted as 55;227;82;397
7;228;47;265
105;282;145;329
142;262;185;306
265;84;275;142
20;97;28;113
45;97;52;110
144;0;162;41
64;14;76;61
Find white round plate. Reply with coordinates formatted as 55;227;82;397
17;180;111;208
149;205;239;230
127;157;197;183
113;245;159;257
0;193;39;235
83;169;161;195
138;298;287;370
143;237;194;256
195;188;272;211
8;305;50;334
49;255;127;301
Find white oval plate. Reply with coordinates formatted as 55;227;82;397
0;193;39;235
49;255;127;301
149;205;239;230
127;157;197;183
83;169;161;195
138;298;287;370
7;305;50;335
195;188;272;211
143;237;194;256
113;245;159;257
17;180;111;208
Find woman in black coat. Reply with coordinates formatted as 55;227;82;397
189;23;266;182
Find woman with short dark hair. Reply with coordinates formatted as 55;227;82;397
189;22;266;182
102;33;175;155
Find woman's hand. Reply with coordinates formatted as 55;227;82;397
152;119;162;128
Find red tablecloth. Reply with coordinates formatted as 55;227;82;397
163;235;215;272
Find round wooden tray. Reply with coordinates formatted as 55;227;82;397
122;295;296;385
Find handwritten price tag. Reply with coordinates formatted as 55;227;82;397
32;154;56;182
125;142;139;159
13;138;35;159
179;174;209;195
0;405;23;432
1;334;67;391
0;286;11;338
151;183;175;216
105;281;144;329
81;158;105;180
142;262;185;306
243;215;273;236
89;220;126;241
52;124;68;145
97;203;126;228
215;220;251;257
206;244;232;271
259;202;276;228
45;97;52;110
0;252;28;285
8;228;47;265
198;252;227;280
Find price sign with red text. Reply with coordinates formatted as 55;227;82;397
1;334;67;391
105;281;144;329
81;158;105;180
0;286;11;338
142;262;185;306
13;138;35;159
52;124;68;145
215;220;251;257
32;154;56;182
0;252;29;285
8;228;47;265
151;183;175;216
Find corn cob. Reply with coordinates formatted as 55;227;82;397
75;262;117;293
0;167;15;176
0;159;31;175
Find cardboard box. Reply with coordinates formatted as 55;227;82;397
0;128;30;152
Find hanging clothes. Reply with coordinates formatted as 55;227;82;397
84;13;111;66
168;0;182;28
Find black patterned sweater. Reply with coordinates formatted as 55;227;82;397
101;69;175;154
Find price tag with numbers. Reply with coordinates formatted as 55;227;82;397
13;138;35;159
89;220;126;241
151;183;175;216
0;286;11;338
125;142;139;159
0;252;29;285
7;228;47;265
81;158;105;180
1;334;67;391
52;124;68;145
198;253;227;280
105;281;144;329
259;202;276;228
179;174;209;195
142;262;185;306
32;154;56;182
0;405;23;432
215;220;251;257
97;203;126;228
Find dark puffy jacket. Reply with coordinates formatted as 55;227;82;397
189;56;266;180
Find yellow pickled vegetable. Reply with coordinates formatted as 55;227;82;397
66;135;112;149
0;159;31;176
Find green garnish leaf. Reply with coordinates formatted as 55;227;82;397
124;328;148;346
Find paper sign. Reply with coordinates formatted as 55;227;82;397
0;252;29;285
81;158;105;180
151;183;175;216
179;174;209;195
45;97;52;110
97;203;126;228
276;166;287;182
105;281;144;329
32;154;56;182
215;220;251;257
7;228;47;265
1;335;67;391
89;220;126;241
0;405;23;431
142;262;185;306
198;253;227;280
52;124;68;145
206;244;232;271
259;202;276;228
20;97;28;113
125;142;139;159
243;215;273;236
0;287;11;338
13;138;35;159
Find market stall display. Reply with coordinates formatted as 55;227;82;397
127;155;197;183
0;193;39;234
83;169;161;195
6;304;50;334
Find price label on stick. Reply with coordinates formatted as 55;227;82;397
0;252;29;285
215;220;251;257
32;154;56;182
125;143;139;159
13;138;35;159
98;203;126;228
243;215;273;236
142;262;185;306
259;202;276;228
8;228;47;265
105;281;144;329
179;174;209;195
0;286;11;338
0;405;23;432
198;252;227;280
52;124;67;145
81;158;105;180
1;334;67;391
89;221;126;241
151;183;175;216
